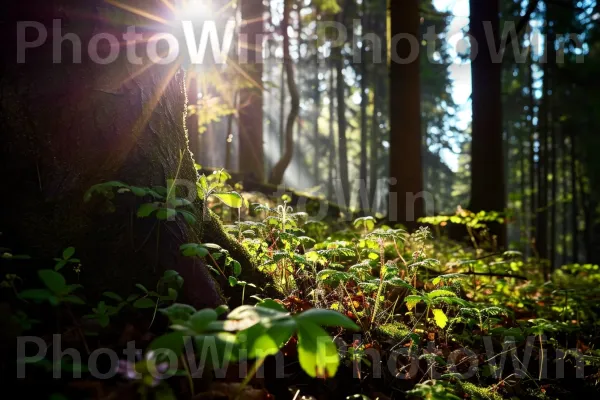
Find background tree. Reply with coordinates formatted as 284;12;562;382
389;0;424;228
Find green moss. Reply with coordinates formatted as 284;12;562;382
377;322;411;340
457;382;503;400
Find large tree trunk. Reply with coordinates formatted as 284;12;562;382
0;0;268;309
239;0;265;182
469;0;506;245
389;0;424;228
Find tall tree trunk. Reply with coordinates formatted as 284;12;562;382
335;7;350;206
561;125;568;266
528;41;538;258
537;57;549;263
328;65;337;199
239;0;265;182
547;4;557;270
269;0;299;185
389;0;424;228
313;43;321;183
359;0;369;212
469;0;506;245
571;131;579;262
0;0;269;310
369;0;387;212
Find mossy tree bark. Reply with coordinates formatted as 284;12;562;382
0;0;268;309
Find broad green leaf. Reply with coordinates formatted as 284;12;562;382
63;295;85;305
297;320;340;378
180;243;209;258
160;303;197;324
103;291;123;302
256;298;288;313
405;295;424;311
38;270;67;294
156;208;178;220
428;290;457;299
432;309;448;329
295;309;360;331
136;284;149;293
62;247;75;260
149;331;186;357
231;260;242;277
212;192;243;209
242;318;296;359
20;288;53;301
188;309;218;333
133;298;155;309
137;203;158;217
178;210;197;225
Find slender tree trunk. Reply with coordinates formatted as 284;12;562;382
279;63;286;155
469;0;506;245
313;45;321;183
335;55;350;204
529;42;537;258
328;65;337;199
269;0;300;185
239;0;265;181
389;0;423;228
571;131;579;262
561;125;568;266
359;0;369;212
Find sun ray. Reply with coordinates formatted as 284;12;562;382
104;0;170;25
105;60;183;171
160;0;177;14
224;55;264;92
240;15;268;27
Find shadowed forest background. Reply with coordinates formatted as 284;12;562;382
2;0;600;399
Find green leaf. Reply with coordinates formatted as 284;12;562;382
215;305;230;316
62;247;75;260
432;309;448;329
156;208;178;220
180;243;209;258
198;175;209;194
137;203;158;217
231;260;242;277
228;276;238;287
38;270;67;294
160;303;197;324
212;192;243;209
256;299;288;313
297;320;340;378
188;309;218;333
295;309;360;331
405;295;424;311
428;290;457;299
20;288;53;301
136;284;149;293
63;295;85;305
133;298;155;309
178;210;197;225
149;331;186;357
241;318;296;359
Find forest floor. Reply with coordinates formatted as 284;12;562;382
3;173;600;400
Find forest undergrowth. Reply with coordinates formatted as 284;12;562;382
2;170;600;400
